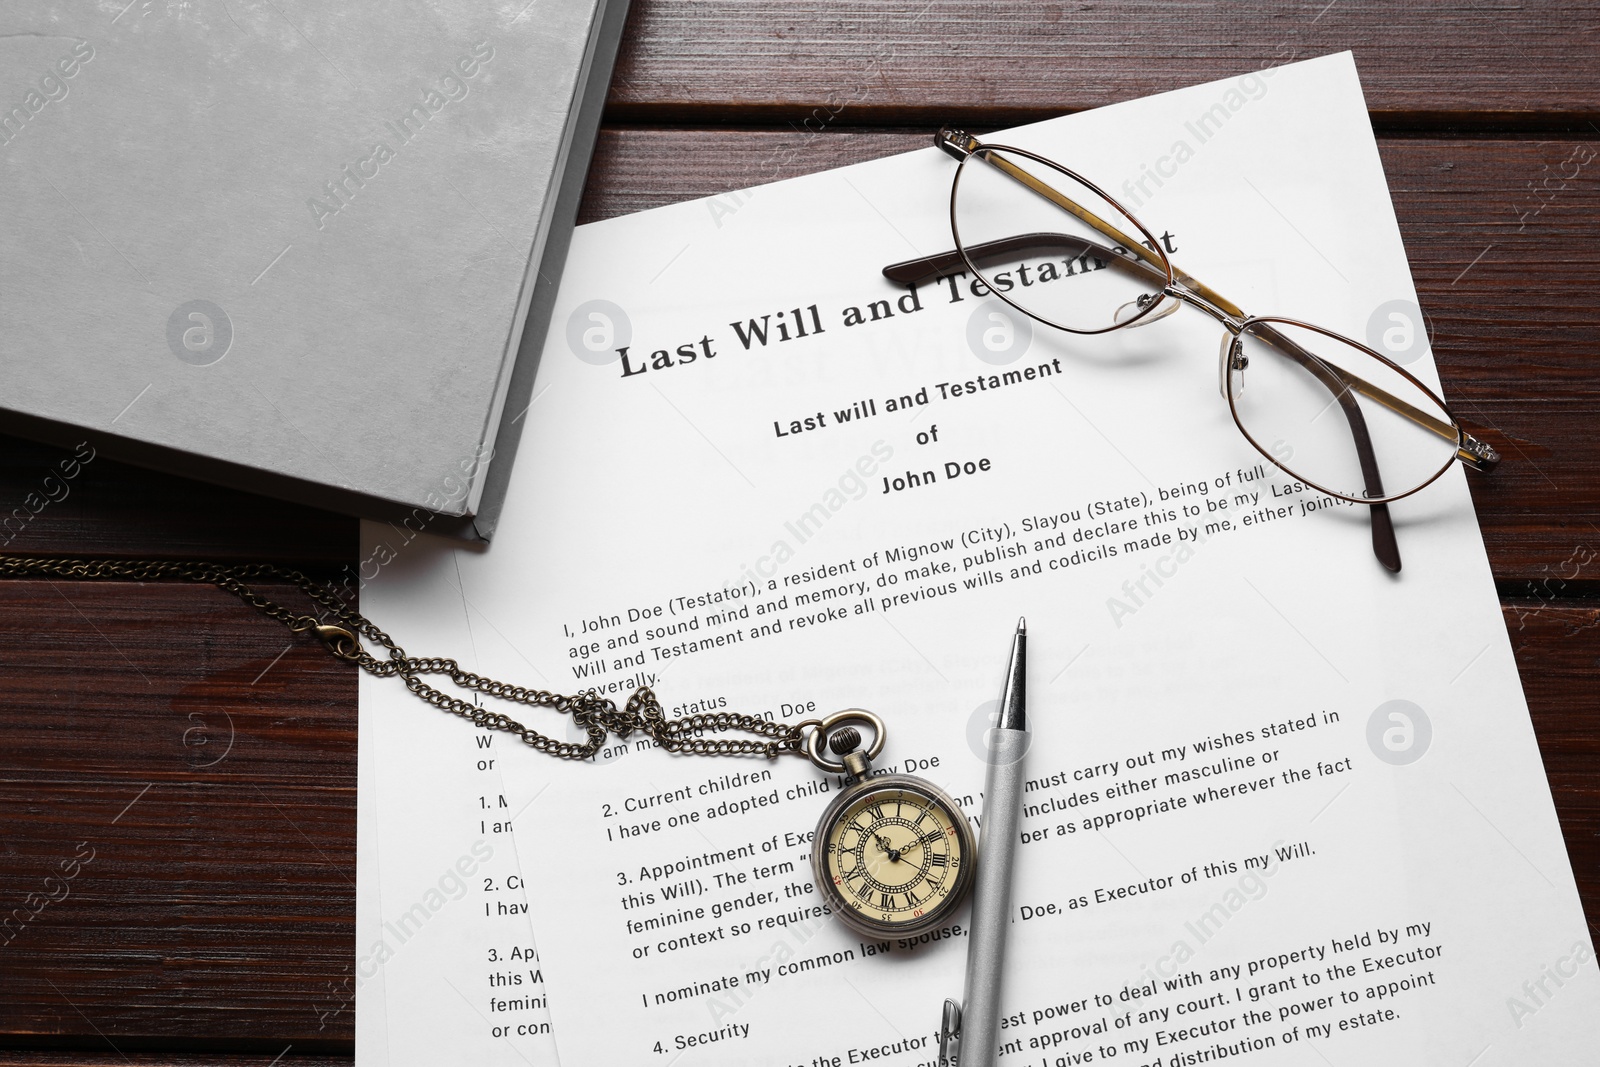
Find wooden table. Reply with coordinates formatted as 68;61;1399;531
2;3;1596;1063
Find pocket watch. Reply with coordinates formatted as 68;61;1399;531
806;711;976;938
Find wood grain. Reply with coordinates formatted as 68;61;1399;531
0;581;355;1048
0;1057;349;1067
606;1;1600;125
1507;602;1600;924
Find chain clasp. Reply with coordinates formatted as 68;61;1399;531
314;624;363;660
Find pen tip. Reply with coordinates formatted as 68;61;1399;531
1017;616;1026;635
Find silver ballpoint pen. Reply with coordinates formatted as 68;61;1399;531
940;617;1029;1067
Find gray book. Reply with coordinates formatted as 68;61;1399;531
0;0;630;540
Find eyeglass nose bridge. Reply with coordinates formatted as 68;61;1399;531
1126;280;1249;400
1115;279;1247;332
1162;280;1247;332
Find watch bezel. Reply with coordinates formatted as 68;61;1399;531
811;772;977;938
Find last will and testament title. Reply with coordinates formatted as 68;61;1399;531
596;233;1181;435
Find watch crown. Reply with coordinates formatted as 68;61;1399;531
829;726;862;756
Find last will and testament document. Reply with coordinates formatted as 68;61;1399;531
355;54;1599;1067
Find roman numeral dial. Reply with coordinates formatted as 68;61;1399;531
814;776;974;937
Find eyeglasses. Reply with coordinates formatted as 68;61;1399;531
882;128;1500;573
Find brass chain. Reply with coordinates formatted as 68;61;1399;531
0;554;809;763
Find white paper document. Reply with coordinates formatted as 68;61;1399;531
356;54;1599;1067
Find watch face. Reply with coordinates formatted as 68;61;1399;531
812;774;976;937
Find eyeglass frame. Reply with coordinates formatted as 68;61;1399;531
882;127;1501;573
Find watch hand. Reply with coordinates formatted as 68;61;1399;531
873;834;905;863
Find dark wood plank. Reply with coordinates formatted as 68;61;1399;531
607;0;1600;124
0;436;353;564
0;1057;349;1066
1509;601;1600;935
577;127;922;221
577;128;1600;587
1385;140;1600;400
0;580;1593;1048
0;581;355;1049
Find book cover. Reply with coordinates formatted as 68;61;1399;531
0;0;629;540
